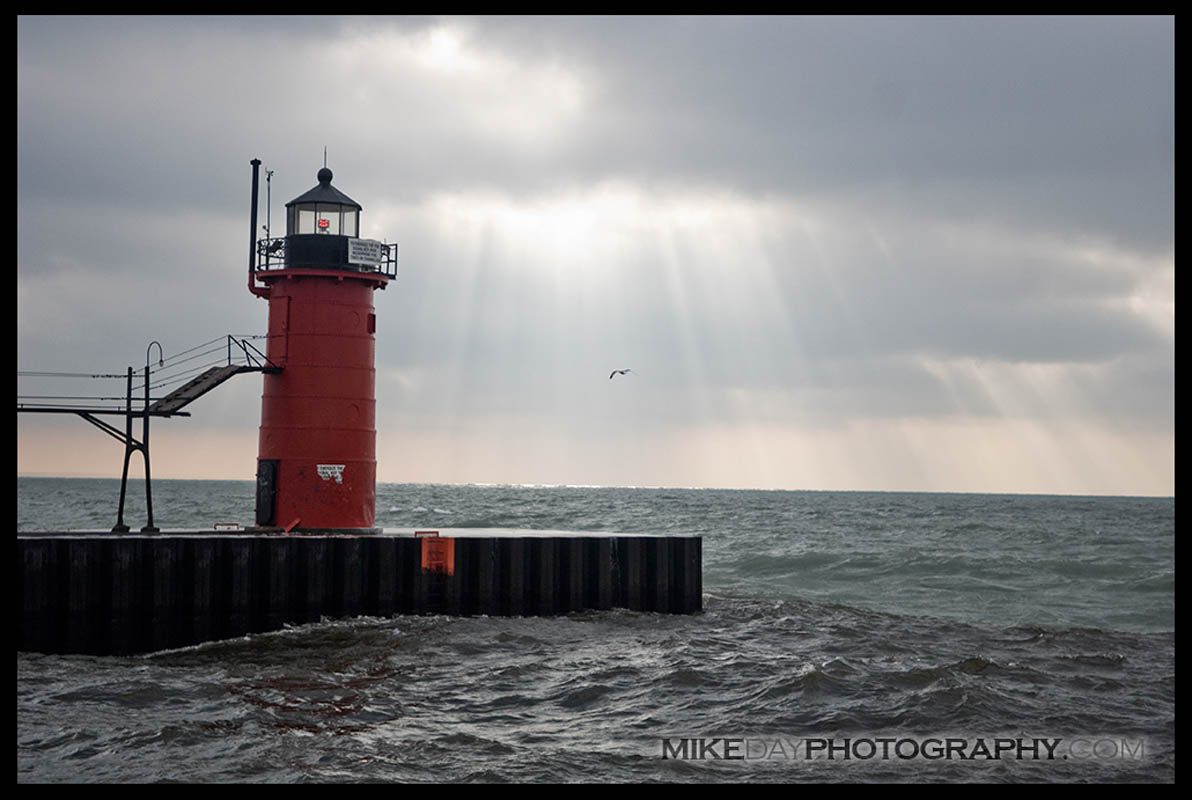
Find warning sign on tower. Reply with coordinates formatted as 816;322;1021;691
316;464;345;483
347;238;385;266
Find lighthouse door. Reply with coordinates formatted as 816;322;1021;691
255;459;279;526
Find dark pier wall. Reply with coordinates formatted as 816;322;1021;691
18;534;702;656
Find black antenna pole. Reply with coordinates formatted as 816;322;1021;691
249;159;261;282
324;146;327;168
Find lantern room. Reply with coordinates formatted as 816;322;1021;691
288;167;360;236
283;166;364;270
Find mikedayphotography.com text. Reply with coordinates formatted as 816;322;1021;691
660;736;1149;762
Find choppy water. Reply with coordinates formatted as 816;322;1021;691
17;479;1175;782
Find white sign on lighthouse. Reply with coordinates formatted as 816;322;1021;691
347;238;385;267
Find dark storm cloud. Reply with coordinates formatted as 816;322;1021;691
18;16;424;217
506;15;1173;253
19;16;1173;251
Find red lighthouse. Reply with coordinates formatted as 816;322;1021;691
248;161;396;531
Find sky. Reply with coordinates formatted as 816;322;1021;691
17;15;1174;496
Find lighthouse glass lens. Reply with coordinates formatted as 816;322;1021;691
342;210;358;238
317;204;341;235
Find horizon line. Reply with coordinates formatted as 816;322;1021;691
15;473;1174;501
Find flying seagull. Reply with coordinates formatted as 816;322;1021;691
609;369;634;379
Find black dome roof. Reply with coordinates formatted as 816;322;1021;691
285;167;362;210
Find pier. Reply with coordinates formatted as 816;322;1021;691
18;530;702;656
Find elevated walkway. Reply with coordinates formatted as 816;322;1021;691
148;363;278;415
16;334;281;531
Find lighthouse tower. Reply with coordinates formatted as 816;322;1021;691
248;162;395;531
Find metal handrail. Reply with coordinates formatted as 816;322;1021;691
255;236;398;278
